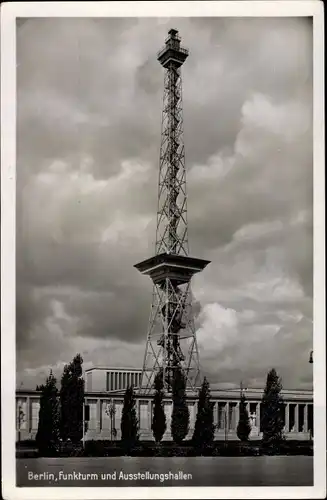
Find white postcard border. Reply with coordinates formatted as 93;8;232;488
1;2;325;499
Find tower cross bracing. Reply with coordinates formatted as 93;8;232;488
134;29;210;394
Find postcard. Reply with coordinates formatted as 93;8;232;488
1;1;325;499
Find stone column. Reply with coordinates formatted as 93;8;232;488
213;402;218;427
188;403;194;432
194;400;198;427
26;396;30;434
235;403;239;430
214;401;219;436
235;402;240;430
244;402;249;429
303;404;308;433
147;399;151;431
96;399;101;433
309;404;313;437
294;404;299;432
225;402;230;432
135;398;140;436
285;403;290;433
256;402;260;432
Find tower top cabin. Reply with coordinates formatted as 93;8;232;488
157;28;189;68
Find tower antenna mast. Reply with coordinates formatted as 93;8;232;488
135;29;210;393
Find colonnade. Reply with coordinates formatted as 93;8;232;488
211;401;313;435
16;392;313;441
106;371;142;392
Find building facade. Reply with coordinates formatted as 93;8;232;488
16;371;313;442
85;367;142;393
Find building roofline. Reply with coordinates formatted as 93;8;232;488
84;367;143;372
212;387;313;394
16;388;313;400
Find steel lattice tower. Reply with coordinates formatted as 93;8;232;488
134;29;210;394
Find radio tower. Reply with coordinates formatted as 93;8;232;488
134;29;210;393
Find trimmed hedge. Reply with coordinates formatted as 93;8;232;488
16;439;313;458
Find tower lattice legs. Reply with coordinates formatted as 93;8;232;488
141;280;201;393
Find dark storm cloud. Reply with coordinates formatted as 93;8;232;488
16;17;313;389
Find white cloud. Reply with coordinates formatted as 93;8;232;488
197;302;239;354
232;220;284;244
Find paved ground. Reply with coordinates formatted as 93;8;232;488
17;455;313;487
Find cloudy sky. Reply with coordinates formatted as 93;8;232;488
16;16;313;390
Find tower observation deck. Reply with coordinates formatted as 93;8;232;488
157;28;189;68
134;29;210;394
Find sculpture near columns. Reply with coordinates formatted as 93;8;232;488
249;411;259;437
